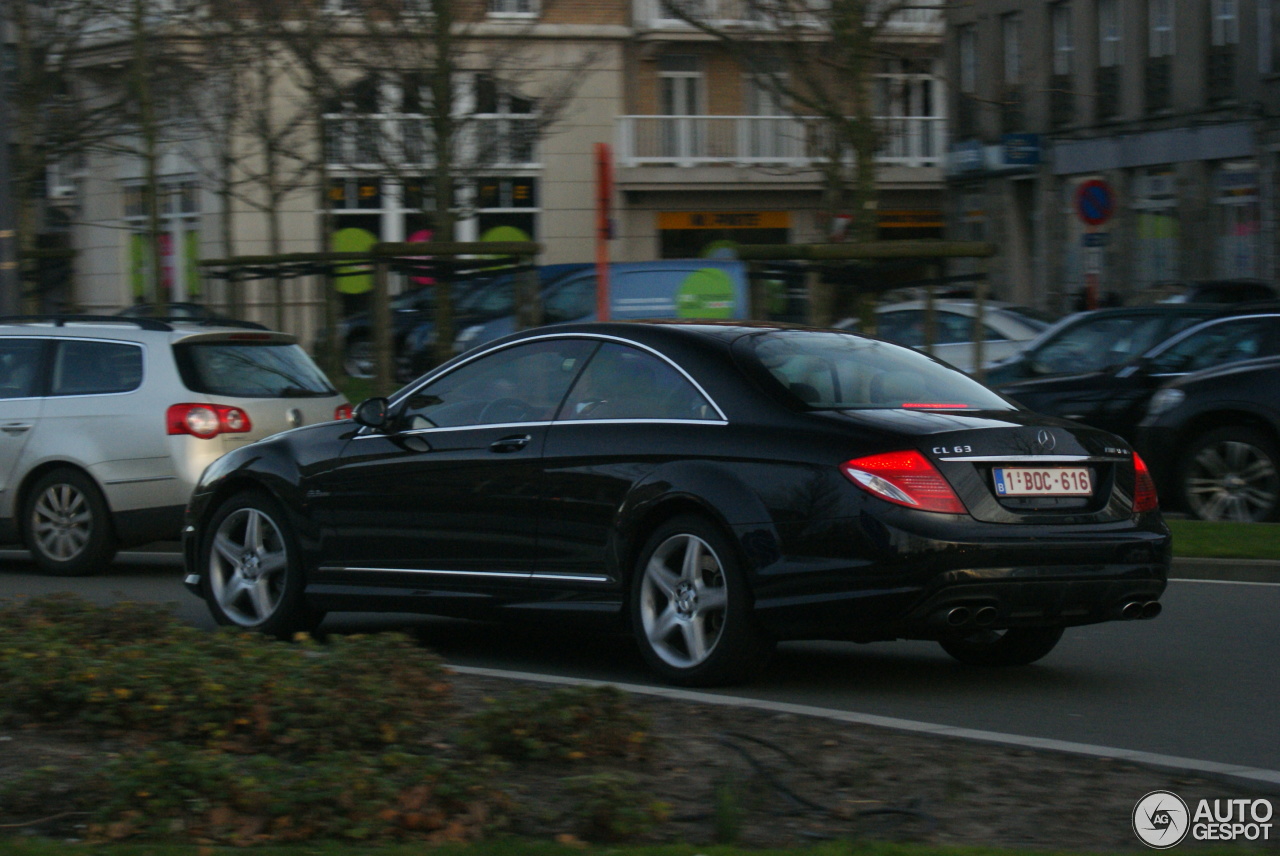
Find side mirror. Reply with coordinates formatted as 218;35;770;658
354;397;390;429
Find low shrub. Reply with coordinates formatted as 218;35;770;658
460;684;653;762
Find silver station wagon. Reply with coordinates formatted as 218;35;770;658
0;316;350;576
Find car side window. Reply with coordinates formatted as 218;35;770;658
398;338;595;429
877;311;923;347
559;342;716;421
1148;318;1274;374
50;340;142;396
544;275;596;324
0;339;44;399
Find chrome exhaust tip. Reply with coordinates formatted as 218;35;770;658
946;606;972;627
1140;601;1162;620
1120;601;1145;620
973;606;999;627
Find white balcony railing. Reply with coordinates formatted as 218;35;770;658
616;114;944;168
634;0;942;36
323;114;540;168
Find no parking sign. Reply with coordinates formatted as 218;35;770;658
1075;179;1115;226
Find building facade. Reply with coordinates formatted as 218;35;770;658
34;0;947;341
947;0;1280;311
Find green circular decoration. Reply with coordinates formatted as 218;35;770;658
480;225;531;243
675;268;736;319
700;240;739;259
331;227;378;294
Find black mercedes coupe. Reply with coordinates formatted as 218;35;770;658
183;321;1170;686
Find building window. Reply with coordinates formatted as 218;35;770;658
123;179;202;303
1001;13;1024;132
1051;3;1075;127
959;25;977;92
659;55;704;161
1002;13;1022;82
1213;0;1239;45
1149;0;1174;56
1209;0;1239;101
1099;0;1123;65
488;0;537;16
1214;161;1260;279
475;176;539;243
1053;3;1074;75
474;75;538;165
1097;0;1122;119
1132;168;1179;289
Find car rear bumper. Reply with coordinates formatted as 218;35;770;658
745;514;1171;642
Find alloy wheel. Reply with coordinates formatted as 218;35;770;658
31;483;92;561
1185;439;1279;522
208;507;290;627
639;533;729;669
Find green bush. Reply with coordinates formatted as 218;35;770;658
460;685;653;762
0;594;455;756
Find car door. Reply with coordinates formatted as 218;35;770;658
539;340;724;584
0;337;48;521
1064;315;1278;439
313;337;595;594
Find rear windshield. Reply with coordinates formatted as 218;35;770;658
175;342;336;398
740;330;1014;411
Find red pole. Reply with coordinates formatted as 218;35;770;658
595;142;613;321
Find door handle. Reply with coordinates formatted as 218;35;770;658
489;434;531;453
1;423;32;435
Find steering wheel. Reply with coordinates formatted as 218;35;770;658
479;397;537;424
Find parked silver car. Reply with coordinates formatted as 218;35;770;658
0;316;350;575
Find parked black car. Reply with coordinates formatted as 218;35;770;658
183;321;1169;687
1136;355;1280;522
993;312;1280;441
984;304;1225;386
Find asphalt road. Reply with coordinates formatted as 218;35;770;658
2;547;1276;778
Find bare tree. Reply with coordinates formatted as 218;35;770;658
274;0;599;366
173;2;329;329
657;0;942;243
3;0;131;310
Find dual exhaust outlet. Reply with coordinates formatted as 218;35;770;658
1120;600;1162;620
943;605;999;629
938;599;1162;629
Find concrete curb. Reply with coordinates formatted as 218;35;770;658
1171;557;1280;583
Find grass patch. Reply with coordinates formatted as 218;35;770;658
1168;519;1280;560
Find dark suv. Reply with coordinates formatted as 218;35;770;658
1136;356;1280;522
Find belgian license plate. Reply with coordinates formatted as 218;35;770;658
993;467;1092;497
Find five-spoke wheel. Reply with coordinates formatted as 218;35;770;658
631;515;772;686
202;492;320;637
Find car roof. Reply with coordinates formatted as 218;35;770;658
0;315;294;344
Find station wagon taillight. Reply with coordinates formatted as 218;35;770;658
167;403;253;439
841;450;967;514
334;403;353;420
1133;453;1159;513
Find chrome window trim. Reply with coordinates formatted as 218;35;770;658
353;416;728;439
363;331;729;437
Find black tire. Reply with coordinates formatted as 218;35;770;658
939;626;1065;667
629;514;773;687
343;336;374;379
200;491;323;639
1179;426;1280;522
23;468;117;577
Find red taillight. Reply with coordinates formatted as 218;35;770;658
167;404;253;439
841;450;967;514
1133;452;1159;513
334;403;353;421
